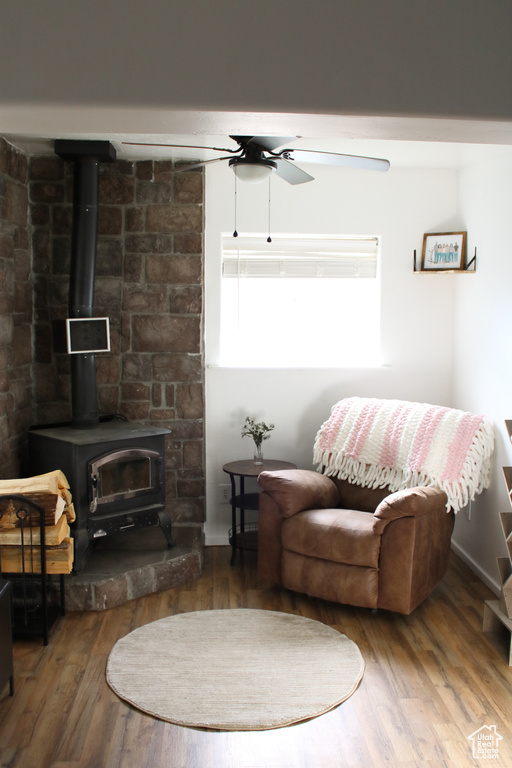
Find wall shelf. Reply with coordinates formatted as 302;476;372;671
413;246;477;273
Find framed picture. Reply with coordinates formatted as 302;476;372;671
421;232;467;271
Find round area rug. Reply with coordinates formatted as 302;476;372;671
106;608;364;731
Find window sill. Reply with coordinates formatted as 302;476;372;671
206;363;391;372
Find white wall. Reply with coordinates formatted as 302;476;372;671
452;145;512;593
204;160;460;544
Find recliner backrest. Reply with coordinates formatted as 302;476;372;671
331;478;390;513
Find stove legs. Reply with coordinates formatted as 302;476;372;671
71;509;175;573
158;509;176;549
72;528;91;573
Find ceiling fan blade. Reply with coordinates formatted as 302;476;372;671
273;157;314;185
176;156;236;171
122;141;238;153
283;148;390;172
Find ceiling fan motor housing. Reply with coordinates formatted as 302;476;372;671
229;155;277;182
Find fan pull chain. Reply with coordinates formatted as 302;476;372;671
233;174;238;238
267;176;272;243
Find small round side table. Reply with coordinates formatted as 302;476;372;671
222;459;297;565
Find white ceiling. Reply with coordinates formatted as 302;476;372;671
4;111;512;170
3;131;508;172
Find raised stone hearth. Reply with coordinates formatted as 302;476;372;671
64;525;203;611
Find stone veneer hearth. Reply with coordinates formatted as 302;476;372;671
65;525;204;611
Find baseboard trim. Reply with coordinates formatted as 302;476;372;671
451;540;501;596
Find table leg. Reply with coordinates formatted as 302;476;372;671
229;473;237;566
239;477;245;533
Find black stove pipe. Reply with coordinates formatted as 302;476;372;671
55;140;116;429
69;157;100;428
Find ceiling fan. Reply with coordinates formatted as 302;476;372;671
123;135;390;184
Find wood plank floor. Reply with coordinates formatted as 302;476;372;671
0;547;511;768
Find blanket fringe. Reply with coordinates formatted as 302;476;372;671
314;449;492;512
313;398;494;513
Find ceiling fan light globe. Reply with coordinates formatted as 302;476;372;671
229;158;276;183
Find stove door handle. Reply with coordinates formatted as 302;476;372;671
90;474;98;513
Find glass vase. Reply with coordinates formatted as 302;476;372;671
253;444;264;465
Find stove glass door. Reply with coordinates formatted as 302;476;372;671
90;448;161;511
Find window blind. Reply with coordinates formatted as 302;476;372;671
222;235;378;278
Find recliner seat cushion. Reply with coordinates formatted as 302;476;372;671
281;507;381;568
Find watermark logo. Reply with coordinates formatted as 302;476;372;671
468;725;503;760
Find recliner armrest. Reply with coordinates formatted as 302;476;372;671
258;469;340;518
374;486;449;523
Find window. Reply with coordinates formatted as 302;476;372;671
220;234;381;368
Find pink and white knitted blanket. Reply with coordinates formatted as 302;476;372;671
313;397;494;512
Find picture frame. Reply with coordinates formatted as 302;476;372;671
420;231;467;271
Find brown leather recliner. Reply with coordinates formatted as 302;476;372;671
257;469;455;614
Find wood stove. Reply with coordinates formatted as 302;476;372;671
28;421;174;572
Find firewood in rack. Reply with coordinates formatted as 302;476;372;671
33;469;70;493
0;471;63;496
0;537;74;574
0;469;70;495
0;513;70;546
0;470;75;574
61;487;72;505
0;469;73;526
0;492;65;527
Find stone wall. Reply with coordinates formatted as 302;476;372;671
29;154;205;527
0;138;33;478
